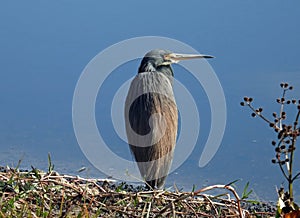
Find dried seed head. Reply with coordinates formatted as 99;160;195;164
271;159;276;164
275;147;281;152
276;98;281;103
289;86;293;90
243;97;248;102
271;141;276;146
298;104;300;110
287;100;291;104
282;124;286;129
279;187;284;193
274;118;279;123
292;132;298;138
284;83;289;88
258;107;263;112
280;83;284;88
285;158;289;162
288;145;296;152
249;97;253;102
292;99;297;104
272;112;277;117
278;131;285;139
240;102;245;106
269;123;275;128
280;145;286;150
285;192;290;198
281;97;285;103
251;113;256;117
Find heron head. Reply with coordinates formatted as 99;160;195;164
138;49;214;75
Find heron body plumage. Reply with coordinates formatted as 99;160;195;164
125;49;213;189
125;70;178;189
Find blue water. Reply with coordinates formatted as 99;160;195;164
1;1;300;201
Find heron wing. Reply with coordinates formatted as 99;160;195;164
125;72;178;188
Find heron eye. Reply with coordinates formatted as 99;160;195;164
163;54;170;60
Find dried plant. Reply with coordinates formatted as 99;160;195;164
241;82;300;214
1;165;271;217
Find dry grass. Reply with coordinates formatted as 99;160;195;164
0;166;275;218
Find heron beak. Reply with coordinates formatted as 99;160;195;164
165;53;214;63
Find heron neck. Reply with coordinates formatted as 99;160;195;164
157;65;174;85
138;62;156;73
139;62;174;82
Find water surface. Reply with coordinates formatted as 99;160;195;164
1;1;300;201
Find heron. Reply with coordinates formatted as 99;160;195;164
125;49;213;189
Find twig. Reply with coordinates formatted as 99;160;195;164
279;88;287;129
171;202;176;218
146;201;152;218
292;172;300;182
201;194;219;216
181;201;199;218
193;184;244;218
246;102;275;128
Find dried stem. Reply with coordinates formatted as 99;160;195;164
193;184;244;218
246;102;274;126
241;82;300;213
279;88;287;129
